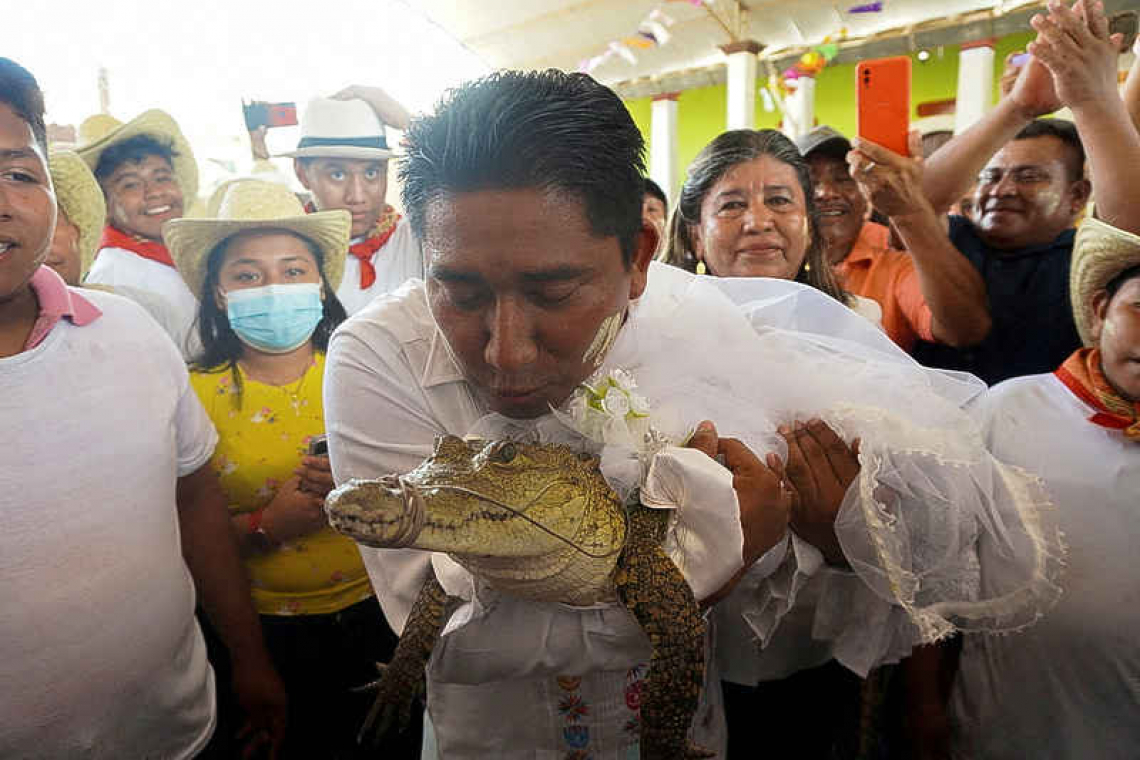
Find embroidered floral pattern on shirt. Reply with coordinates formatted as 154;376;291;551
622;663;645;748
557;674;592;757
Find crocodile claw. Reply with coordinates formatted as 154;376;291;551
354;662;419;745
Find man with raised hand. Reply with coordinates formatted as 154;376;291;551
914;0;1138;385
285;86;423;315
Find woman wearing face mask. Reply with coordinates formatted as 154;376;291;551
663;129;883;326
165;180;421;759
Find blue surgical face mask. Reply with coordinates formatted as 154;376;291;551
224;283;324;354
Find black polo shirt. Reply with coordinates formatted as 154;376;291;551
911;215;1080;386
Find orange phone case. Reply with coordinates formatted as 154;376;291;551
856;56;911;157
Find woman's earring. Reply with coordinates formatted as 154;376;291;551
696;260;707;275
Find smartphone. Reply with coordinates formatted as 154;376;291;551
242;100;298;131
856;56;911;157
308;435;329;457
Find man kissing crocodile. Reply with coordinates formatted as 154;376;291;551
322;70;1062;760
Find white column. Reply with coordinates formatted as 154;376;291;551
650;94;679;201
955;40;996;135
721;41;763;130
784;76;817;140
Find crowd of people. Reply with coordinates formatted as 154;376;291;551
2;1;1138;758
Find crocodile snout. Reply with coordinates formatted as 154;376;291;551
325;476;421;548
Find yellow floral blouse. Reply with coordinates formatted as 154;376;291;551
190;353;372;616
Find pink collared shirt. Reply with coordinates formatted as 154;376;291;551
24;266;103;350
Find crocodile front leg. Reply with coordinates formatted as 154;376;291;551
614;505;714;760
358;571;450;744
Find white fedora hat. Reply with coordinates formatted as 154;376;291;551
279;98;393;160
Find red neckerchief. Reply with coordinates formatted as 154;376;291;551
98;225;176;268
305;203;401;289
1055;347;1140;441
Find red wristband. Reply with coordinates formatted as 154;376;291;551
248;508;266;532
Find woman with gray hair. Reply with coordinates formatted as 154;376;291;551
663;129;883;325
664;129;896;756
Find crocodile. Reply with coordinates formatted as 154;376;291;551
326;435;712;760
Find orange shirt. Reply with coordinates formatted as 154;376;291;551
834;222;935;352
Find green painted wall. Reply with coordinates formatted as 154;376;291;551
626;31;1035;198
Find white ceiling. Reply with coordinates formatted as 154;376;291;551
407;0;1040;85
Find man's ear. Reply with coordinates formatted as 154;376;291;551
1070;178;1092;214
627;219;658;300
293;159;313;191
1089;289;1110;344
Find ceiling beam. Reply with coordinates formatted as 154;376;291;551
613;0;1135;100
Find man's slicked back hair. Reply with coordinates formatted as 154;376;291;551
400;69;646;266
1015;118;1085;183
0;58;47;152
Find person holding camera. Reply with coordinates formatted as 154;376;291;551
166;179;420;758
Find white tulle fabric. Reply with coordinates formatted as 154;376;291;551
588;264;1065;676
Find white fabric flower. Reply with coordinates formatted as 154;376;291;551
601;386;631;417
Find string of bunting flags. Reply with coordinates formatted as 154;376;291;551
578;4;682;73
579;0;887;77
772;2;887;97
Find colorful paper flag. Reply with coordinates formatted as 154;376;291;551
609;40;638;65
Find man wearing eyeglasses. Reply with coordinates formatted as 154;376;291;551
908;0;1140;389
914;113;1091;385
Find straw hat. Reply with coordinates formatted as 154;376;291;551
76;109;199;203
164;180;349;299
48;150;107;277
1070;216;1140;346
205;169;293;219
279;98;393;160
78;113;122;145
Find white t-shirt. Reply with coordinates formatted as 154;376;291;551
85;245;199;356
335;218;424;316
0;288;219;759
952;373;1140;759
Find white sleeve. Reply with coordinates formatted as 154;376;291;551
83;249;126;288
324;326;447;633
169;344;217;477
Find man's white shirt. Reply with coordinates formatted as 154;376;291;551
334;218;425;316
952;373;1140;759
85;246;199;356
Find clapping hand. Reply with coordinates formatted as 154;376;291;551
1028;0;1124;112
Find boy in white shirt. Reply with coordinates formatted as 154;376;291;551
78;108;200;354
951;218;1140;759
0;58;286;759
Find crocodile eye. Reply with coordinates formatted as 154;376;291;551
496;443;517;463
